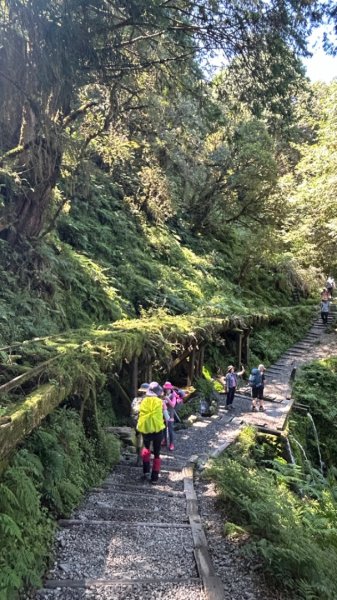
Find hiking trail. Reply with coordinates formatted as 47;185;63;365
35;312;337;600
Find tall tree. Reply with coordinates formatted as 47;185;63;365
282;81;337;272
0;0;321;242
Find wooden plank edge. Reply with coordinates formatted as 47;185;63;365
43;576;201;589
99;483;185;496
58;519;191;528
182;460;225;600
91;488;185;499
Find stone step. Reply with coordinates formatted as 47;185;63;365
99;482;185;497
47;521;197;582
73;489;187;524
114;462;185;474
104;470;184;492
37;578;206;600
92;486;184;498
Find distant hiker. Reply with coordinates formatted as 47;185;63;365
137;382;169;483
321;288;329;302
162;381;180;451
224;364;245;410
249;366;265;412
258;364;266;402
320;299;330;325
176;388;186;404
326;276;335;298
131;383;149;465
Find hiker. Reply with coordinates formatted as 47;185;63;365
162;381;181;451
321;288;329;302
326;276;335;298
131;383;149;465
249;366;265;412
320;298;330;325
137;382;169;483
224;364;245;410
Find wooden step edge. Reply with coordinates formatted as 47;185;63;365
91;488;185;499
114;464;185;473
58;518;191;528
189;515;224;600
99;483;185;496
81;505;189;522
107;467;184;477
88;501;188;512
121;453;189;463
182;460;225;600
43;576;201;589
235;393;283;404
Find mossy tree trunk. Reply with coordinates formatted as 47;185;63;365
81;388;100;439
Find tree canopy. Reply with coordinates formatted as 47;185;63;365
0;0;323;242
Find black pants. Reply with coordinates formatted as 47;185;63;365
321;311;328;324
226;387;236;406
143;430;164;458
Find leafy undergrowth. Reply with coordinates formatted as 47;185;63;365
0;167;318;348
291;358;337;470
248;304;316;368
206;427;337;600
0;408;120;598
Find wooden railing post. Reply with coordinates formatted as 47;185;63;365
187;346;196;386
236;331;242;367
131;356;138;398
198;344;205;377
242;330;250;365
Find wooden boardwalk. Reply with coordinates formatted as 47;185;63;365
233;313;335;432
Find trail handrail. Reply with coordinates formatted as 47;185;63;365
0;356;60;396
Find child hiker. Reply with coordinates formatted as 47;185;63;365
137;382;169;483
162;381;182;451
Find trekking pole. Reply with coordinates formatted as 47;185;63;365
173;409;181;423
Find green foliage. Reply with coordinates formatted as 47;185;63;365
206;427;337;599
0;408;119;597
249;304;315;367
0;454;53;597
282;81;337;273
292;358;337;468
176;395;201;421
195;377;216;399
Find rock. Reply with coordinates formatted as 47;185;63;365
187;415;198;424
105;426;136;446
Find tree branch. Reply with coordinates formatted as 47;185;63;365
62;101;98;128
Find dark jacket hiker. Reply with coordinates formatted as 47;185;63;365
249;366;266;412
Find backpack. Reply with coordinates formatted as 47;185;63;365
176;389;185;404
131;396;143;424
248;368;262;387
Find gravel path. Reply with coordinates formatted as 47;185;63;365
38;580;205;600
36;312;337;600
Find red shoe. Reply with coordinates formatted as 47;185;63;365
169;443;175;451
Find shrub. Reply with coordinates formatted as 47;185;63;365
206;427;337;599
0;408;119;598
